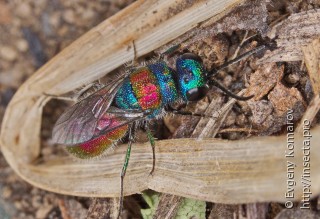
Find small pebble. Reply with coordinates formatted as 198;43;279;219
32;195;43;208
35;205;54;219
1;186;12;198
222;75;233;88
16;39;29;52
63;9;75;23
15;2;32;18
14;201;23;210
49;12;61;28
235;114;247;126
82;9;96;22
0;2;12;24
224;111;236;127
0;46;18;61
58;25;69;36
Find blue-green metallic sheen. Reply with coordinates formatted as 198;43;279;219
148;61;178;105
114;78;141;110
175;58;207;100
115;62;179;118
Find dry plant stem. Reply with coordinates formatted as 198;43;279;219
268;13;289;29
193;90;246;138
246;203;268;219
191;96;224;138
58;200;72;219
302;38;320;94
295;38;320;133
2;126;320;203
296;94;320;134
218;127;257;134
230;30;248;60
153;194;183;219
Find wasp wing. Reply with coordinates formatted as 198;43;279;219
66;110;150;159
52;76;126;145
91;106;149;138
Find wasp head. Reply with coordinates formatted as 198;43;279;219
175;53;209;101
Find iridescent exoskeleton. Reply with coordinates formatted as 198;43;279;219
53;53;220;158
52;45;264;218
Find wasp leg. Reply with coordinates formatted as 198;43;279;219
117;125;135;219
145;124;156;175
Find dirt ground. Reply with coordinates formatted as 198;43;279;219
1;0;320;219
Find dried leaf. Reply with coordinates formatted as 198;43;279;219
210;0;268;34
268;83;305;117
248;63;284;101
302;38;320;94
261;9;320;63
166;0;268;49
248;100;273;130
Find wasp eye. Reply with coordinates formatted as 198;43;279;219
186;86;209;101
184;77;189;83
180;53;202;63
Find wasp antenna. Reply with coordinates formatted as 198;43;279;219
208;45;267;77
209;78;253;101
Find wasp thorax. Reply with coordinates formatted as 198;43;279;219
175;53;208;101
